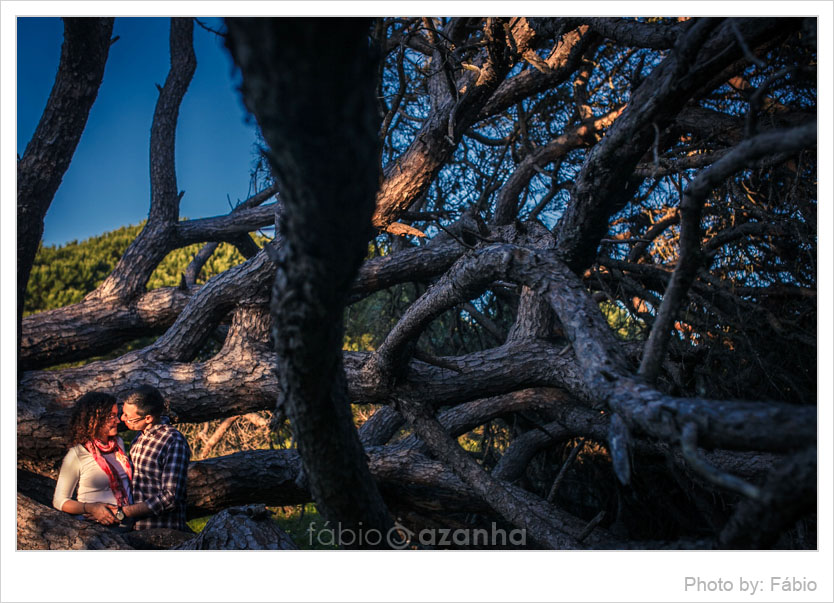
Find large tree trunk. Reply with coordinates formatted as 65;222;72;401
17;18;114;351
17;493;296;550
225;18;394;546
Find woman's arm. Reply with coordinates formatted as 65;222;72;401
52;449;80;511
60;499;118;524
52;447;117;525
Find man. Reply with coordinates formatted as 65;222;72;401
117;384;191;531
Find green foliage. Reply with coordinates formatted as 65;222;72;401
600;300;645;340
25;224;141;314
456;420;512;468
45;335;159;372
341;240;410;352
343;283;416;352
24;222;269;316
146;235;266;291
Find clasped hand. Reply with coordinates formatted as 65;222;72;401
83;502;119;525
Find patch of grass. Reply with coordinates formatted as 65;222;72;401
186;515;212;533
271;503;336;550
186;504;336;549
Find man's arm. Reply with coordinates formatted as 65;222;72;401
120;500;151;519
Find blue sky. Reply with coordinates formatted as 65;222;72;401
17;17;262;247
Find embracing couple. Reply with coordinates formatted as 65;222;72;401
51;384;191;533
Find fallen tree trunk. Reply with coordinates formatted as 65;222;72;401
17;493;133;550
173;505;298;550
17;493;297;550
19;405;786;546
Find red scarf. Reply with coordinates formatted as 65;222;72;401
84;438;133;506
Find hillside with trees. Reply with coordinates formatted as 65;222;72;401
24;223;263;316
17;16;817;551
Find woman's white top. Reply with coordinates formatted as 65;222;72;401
52;437;131;511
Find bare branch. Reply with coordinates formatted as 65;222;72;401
184;184;278;285
175;203;277;245
393;393;596;549
547;438;586;503
97;18;197;302
580;17;689;49
199;416;240;457
372;19;514;232
639;122;816;383
479;25;596;119
492;106;624;226
554;17;796;272
681;423;762;500
718;447;816;549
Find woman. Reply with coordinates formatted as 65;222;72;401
52;391;133;528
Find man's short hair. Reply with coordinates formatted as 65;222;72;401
120;384;167;418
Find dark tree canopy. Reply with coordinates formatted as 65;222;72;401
17;16;818;555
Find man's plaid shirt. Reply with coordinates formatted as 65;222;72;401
129;420;190;531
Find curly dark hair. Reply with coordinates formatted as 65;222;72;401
67;391;118;448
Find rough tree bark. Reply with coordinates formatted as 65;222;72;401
17;493;133;550
17;18;114;351
17;493;295;551
225;18;394;546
